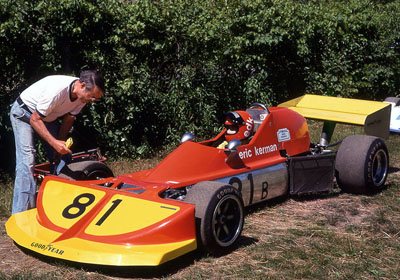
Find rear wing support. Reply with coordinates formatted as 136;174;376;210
279;94;391;143
320;121;336;146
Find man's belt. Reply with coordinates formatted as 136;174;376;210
17;97;33;113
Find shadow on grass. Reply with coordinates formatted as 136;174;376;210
245;189;342;212
245;195;289;215
388;166;400;174
290;189;342;203
16;234;258;279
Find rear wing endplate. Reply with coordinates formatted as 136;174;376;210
279;94;391;139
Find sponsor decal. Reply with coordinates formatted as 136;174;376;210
31;242;64;255
238;144;278;159
244;116;254;137
277;128;291;142
260;114;268;121
216;187;235;200
160;205;177;211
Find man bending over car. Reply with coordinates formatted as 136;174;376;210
9;70;105;214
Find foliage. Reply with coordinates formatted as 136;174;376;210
1;0;400;170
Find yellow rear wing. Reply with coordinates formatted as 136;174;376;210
278;94;391;139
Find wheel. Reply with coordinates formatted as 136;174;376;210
335;135;389;194
384;97;400;106
184;181;244;254
59;160;114;181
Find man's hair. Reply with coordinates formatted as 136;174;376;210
79;70;105;94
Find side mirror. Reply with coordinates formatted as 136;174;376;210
226;139;241;151
225;139;241;163
180;132;195;144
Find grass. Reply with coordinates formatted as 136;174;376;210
0;123;399;279
0;181;12;218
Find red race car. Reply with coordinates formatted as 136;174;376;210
6;95;391;266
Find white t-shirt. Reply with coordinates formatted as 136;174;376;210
20;75;86;122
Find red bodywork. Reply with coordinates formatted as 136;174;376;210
6;106;311;266
125;107;310;186
41;106;310;245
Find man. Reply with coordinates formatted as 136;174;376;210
9;70;105;214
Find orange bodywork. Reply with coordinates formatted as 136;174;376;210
6;106;310;266
35;176;196;246
124;107;310;186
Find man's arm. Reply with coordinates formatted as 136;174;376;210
58;114;75;141
30;110;71;155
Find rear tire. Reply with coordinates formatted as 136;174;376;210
59;160;114;181
184;181;244;254
384;97;400;106
335;135;389;194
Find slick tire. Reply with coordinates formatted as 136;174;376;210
184;181;244;254
59;160;114;181
335;135;389;194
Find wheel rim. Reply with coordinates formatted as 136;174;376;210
212;194;243;247
372;149;388;186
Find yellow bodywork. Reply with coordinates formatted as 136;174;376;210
41;181;180;236
5;179;197;266
6;210;196;266
279;94;391;139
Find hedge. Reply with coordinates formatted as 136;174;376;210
1;0;399;175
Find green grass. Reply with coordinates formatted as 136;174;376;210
0;180;12;218
1;125;400;279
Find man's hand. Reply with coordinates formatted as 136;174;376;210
53;139;72;155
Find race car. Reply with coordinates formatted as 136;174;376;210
383;97;400;133
6;95;391;267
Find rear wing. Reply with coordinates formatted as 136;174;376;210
279;94;391;140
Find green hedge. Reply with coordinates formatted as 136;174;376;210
1;0;400;173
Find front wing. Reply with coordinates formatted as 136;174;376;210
6;177;197;266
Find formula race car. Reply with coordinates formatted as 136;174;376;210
6;95;391;266
383;97;400;133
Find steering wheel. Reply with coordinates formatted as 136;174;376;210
249;102;270;113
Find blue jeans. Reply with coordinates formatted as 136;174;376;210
10;100;63;214
10;101;36;214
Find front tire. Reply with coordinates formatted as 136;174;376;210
184;181;244;254
335;135;389;194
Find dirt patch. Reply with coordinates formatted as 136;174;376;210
0;219;56;277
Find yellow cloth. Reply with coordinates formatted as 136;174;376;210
217;141;228;149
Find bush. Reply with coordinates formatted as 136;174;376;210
0;0;399;174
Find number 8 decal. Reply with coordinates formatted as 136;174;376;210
62;193;95;219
